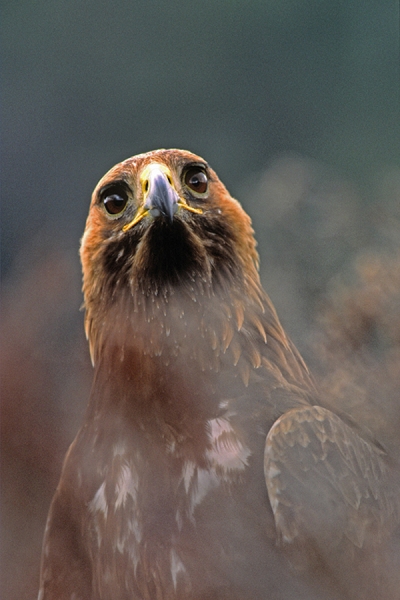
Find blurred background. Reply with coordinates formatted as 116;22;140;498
1;1;399;598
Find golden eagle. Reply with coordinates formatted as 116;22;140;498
38;149;399;599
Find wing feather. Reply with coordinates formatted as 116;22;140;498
264;406;397;551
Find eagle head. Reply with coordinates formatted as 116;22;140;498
80;149;263;364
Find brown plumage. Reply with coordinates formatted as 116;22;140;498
38;149;399;599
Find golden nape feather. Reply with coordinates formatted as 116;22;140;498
39;149;400;600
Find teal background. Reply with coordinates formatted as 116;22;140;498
1;2;399;598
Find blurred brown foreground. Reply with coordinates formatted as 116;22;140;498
2;158;400;599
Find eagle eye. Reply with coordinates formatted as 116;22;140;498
100;184;129;217
184;167;208;195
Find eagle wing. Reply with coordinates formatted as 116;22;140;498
264;405;396;552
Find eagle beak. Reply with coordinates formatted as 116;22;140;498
144;165;179;223
123;164;203;232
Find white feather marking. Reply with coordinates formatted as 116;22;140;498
191;468;220;509
129;513;142;543
206;417;251;472
269;494;280;513
113;441;127;456
89;481;108;517
128;541;140;574
182;461;196;493
170;549;187;590
179;419;251;515
267;464;281;479
115;464;138;509
209;417;232;438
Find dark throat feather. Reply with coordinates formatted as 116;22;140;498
84;216;314;444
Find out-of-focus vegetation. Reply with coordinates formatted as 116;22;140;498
1;1;399;598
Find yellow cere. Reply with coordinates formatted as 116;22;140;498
122;163;202;232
